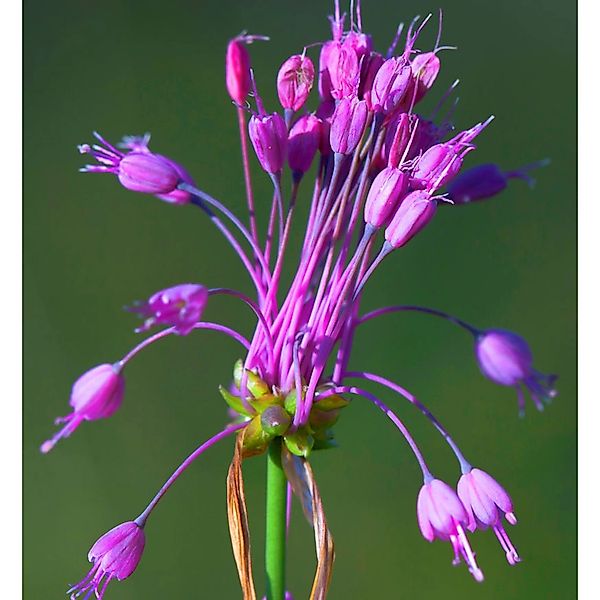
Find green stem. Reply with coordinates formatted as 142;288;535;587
265;438;287;600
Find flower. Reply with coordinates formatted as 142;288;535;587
69;521;145;599
277;54;315;112
457;468;520;565
41;363;125;453
475;329;558;414
47;2;554;596
128;284;209;335
79;132;181;196
417;479;484;582
248;113;288;174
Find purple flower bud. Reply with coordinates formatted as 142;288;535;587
364;166;409;228
68;521;146;599
411;52;441;103
128;283;209;336
79;133;181;196
288;114;322;176
457;468;520;565
318;41;337;100
343;31;373;61
411;143;467;191
384;190;437;248
417;479;484;582
383;113;418;167
447;161;550;205
41;363;125;453
226;37;251;105
326;42;361;100
330;97;368;155
475;329;557;414
118;135;195;204
248;112;288;174
359;51;385;111
371;57;412;114
277;54;315;112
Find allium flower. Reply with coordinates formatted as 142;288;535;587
417;478;484;582
41;363;124;453
127;283;209;335
475;329;558;414
79;132;181;196
69;521;145;599
44;2;555;597
457;468;520;565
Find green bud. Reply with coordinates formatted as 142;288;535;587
309;408;339;430
219;385;251;417
313;393;350;411
233;359;244;388
284;390;297;415
246;370;270;399
241;415;273;458
250;393;282;414
284;428;314;457
260;405;291;436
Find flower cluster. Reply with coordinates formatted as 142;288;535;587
44;2;555;598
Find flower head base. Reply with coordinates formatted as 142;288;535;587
417;479;484;582
41;363;125;454
128;284;209;336
457;468;520;565
69;521;145;599
475;329;558;414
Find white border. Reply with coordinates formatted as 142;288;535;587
579;1;596;599
0;0;22;597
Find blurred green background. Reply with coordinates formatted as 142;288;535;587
24;0;575;598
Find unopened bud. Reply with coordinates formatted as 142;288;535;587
330;97;368;155
384;190;437;248
226;37;251;105
288;114;322;176
364;167;409;228
371;57;412;114
248;113;288;174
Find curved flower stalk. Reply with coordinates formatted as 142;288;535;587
43;1;555;598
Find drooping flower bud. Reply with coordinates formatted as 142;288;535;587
364;166;409;228
226;37;251;105
79;133;181;196
277;54;315;112
474;329;557;414
330;97;368;155
457;468;521;565
68;521;146;599
370;57;412;114
417;479;484;582
447;161;549;205
127;283;209;336
384;190;437;248
248;113;288;174
411;52;441;103
41;363;125;453
119;134;195;205
288;114;322;176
